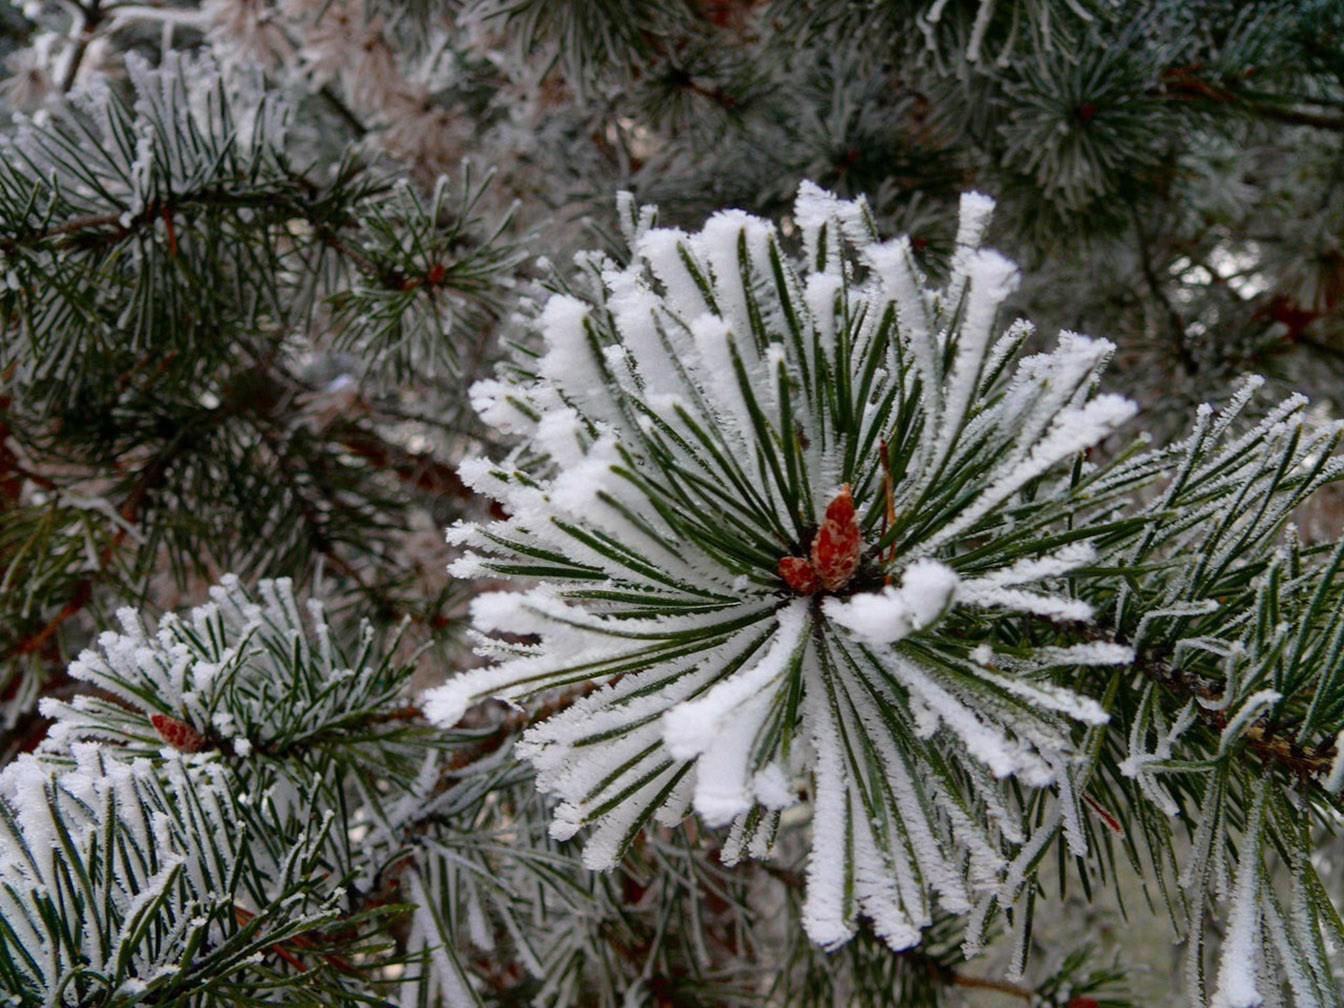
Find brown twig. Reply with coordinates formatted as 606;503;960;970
1104;628;1340;781
360;683;603;914
5;200;196;253
1245;102;1344;131
311;221;379;276
1129;205;1199;376
1160;64;1344;132
3;446;171;662
59;0;104;93
333;425;470;500
948;971;1034;1001
233;905;360;977
444;682;603;772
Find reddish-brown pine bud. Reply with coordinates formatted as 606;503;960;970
151;713;207;753
778;556;819;594
1065;999;1100;1008
810;484;861;591
425;262;446;284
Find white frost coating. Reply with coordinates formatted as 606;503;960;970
971;665;1109;725
1325;729;1344;794
852;812;921;949
963;543;1095;588
800;666;856;949
1035;642;1134;667
638;228;713;320
550;437;619;515
958;583;1093;621
405;869;480;1008
865;236;939;412
955;192;997;253
1003;334;1115;456
663;600;809;760
701;210;769;337
752;763;796;809
1056;770;1087;857
533;408;587;469
804;271;842;364
1119;695;1196;814
1219;689;1281;755
654;771;697;826
689;313;752;439
691;690;776;825
442;181;1148;955
581;763;684;869
938;249;1019;458
615;190;657;249
538;295;608;418
422;660;523;728
894;657;1050;783
1211;783;1268;1008
822;560;957;645
923;393;1137;554
604;267;683;398
794;180;841;269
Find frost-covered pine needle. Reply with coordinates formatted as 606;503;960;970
425;182;1140;950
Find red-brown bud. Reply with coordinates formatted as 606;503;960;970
779;556;819;594
151;713;207;753
810;484;861;591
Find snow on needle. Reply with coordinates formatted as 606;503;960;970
425;182;1132;951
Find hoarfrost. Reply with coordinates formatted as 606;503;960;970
430;181;1143;954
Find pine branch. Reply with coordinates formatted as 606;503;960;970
1132;643;1340;783
446;682;604;771
1129;203;1198;376
1160;64;1344;132
58;0;103;93
1;430;186;662
1244;101;1344;132
358;683;603;918
319;86;370;138
945;970;1033;1002
332;423;472;500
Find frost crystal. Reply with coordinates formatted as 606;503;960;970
35;575;401;772
425;183;1136;950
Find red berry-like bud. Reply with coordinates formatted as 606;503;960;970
779;556;819;594
810;484;861;591
151;713;207;753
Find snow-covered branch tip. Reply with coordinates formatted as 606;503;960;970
423;181;1140;952
32;575;416;767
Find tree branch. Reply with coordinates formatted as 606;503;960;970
1129;204;1198;376
1;442;174;662
1115;629;1339;781
332;424;471;500
59;0;103;93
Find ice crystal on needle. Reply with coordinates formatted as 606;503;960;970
424;183;1136;950
33;575;413;773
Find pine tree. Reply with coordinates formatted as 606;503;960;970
3;2;1344;1007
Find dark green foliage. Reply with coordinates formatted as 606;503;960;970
2;2;1344;1006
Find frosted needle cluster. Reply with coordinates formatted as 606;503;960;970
425;182;1137;950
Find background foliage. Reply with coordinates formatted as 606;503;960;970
2;1;1344;1006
